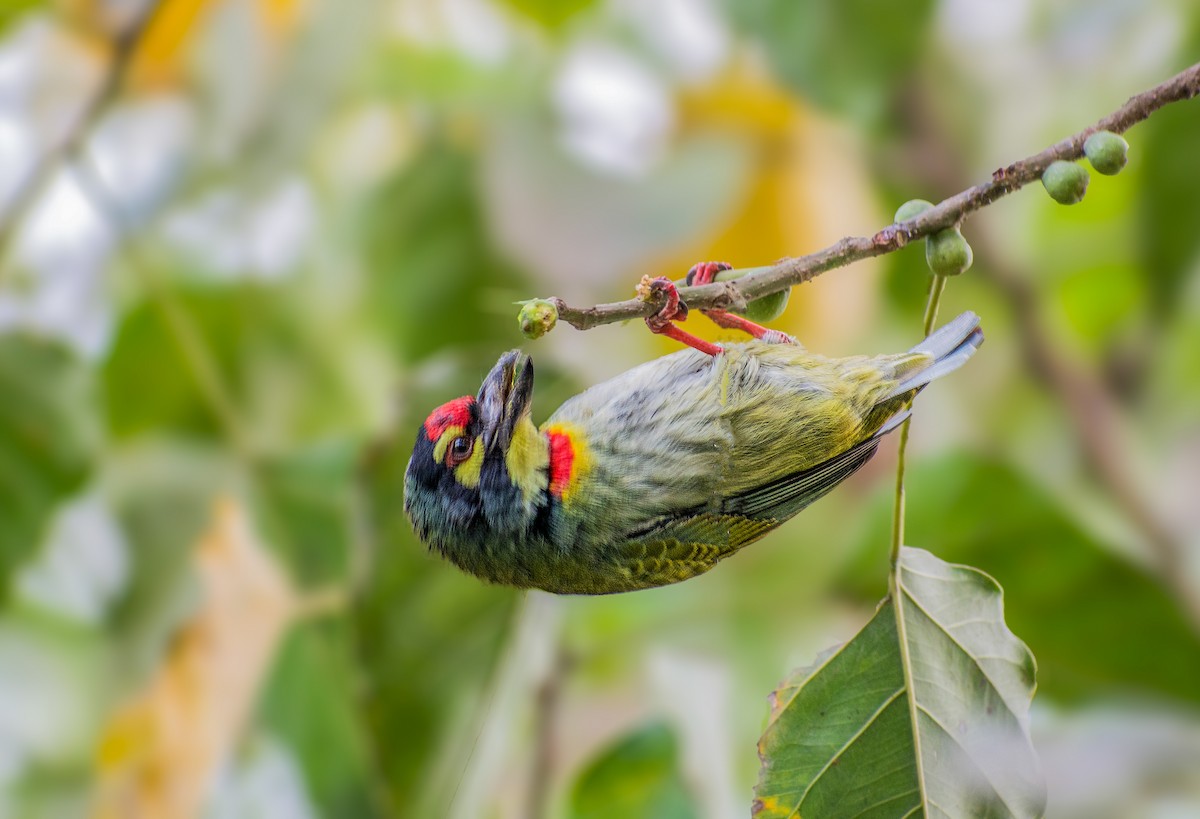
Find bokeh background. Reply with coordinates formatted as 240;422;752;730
2;0;1200;817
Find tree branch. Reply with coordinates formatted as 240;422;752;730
545;60;1200;332
889;74;1200;627
0;0;165;262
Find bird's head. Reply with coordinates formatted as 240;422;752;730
404;351;549;577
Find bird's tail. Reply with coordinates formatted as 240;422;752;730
881;311;983;401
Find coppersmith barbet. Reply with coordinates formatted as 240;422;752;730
404;277;982;595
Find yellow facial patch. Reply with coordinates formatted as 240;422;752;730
432;425;484;488
505;416;550;506
431;425;464;463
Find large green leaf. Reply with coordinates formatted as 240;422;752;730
568;722;700;819
0;335;98;600
756;547;1044;819
840;453;1200;705
724;0;935;124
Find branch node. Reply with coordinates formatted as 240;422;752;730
873;226;905;249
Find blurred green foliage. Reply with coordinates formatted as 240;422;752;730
567;723;698;819
0;336;97;601
361;143;532;363
842;454;1200;705
501;0;600;31
727;0;935;124
1136;100;1200;319
0;0;44;34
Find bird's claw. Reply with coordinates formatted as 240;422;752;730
645;277;688;331
684;261;793;345
643;277;722;356
685;261;734;287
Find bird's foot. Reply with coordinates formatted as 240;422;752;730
643;277;723;356
685;261;795;345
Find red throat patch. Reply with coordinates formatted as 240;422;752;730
424;396;474;441
546;430;576;500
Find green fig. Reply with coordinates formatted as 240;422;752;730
517;299;558;339
925;228;973;276
1041;160;1089;205
1083;131;1128;175
737;288;790;323
894;198;934;223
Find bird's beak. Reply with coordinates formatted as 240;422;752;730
477;350;534;455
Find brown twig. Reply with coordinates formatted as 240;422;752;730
0;0;165;262
545;61;1200;332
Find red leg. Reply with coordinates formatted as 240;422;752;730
644;277;723;356
686;261;794;344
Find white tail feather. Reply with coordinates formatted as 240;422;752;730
908;310;980;357
883;314;984;400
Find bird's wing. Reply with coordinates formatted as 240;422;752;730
608;511;782;590
607;429;892;590
721;431;884;518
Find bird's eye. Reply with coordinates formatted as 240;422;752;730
446;435;474;467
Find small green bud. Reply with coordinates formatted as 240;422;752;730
1041;160;1089;205
517;299;557;339
925;228;973;276
1083;130;1128;175
737;288;790;323
894;199;934;223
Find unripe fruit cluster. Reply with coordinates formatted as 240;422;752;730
894;199;973;277
1041;130;1128;205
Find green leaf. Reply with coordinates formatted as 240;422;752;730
351;423;519;815
840;453;1200;705
756;547;1044;819
0;335;98;600
724;0;935;124
568;722;700;819
101;289;244;439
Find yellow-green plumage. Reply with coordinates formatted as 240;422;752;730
404;312;982;594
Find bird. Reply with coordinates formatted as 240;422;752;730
404;263;983;595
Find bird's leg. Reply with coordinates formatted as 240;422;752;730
644;277;723;356
686;261;794;344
